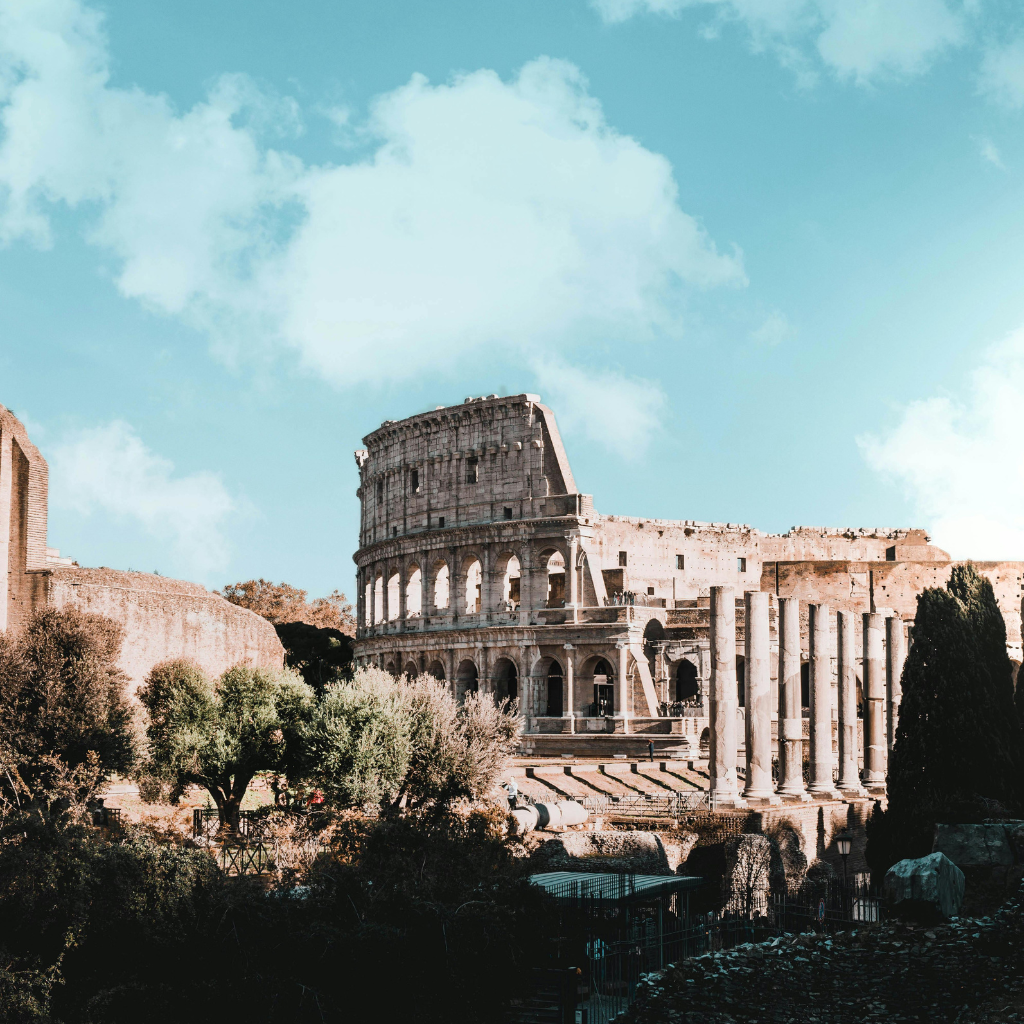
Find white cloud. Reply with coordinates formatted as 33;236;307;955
49;421;237;577
978;36;1024;109
591;0;965;86
750;309;792;346
0;0;743;455
976;135;1006;169
531;356;667;459
858;327;1024;560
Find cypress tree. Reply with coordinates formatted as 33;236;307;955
882;564;1023;864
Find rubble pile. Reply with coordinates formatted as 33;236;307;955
623;885;1024;1023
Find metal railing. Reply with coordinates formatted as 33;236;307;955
569;791;711;817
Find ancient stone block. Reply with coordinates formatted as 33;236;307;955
883;852;965;922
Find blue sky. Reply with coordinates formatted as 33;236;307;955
2;0;1024;598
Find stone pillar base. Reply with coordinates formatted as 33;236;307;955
780;790;814;803
807;787;844;801
743;792;782;806
710;791;747;809
839;784;869;799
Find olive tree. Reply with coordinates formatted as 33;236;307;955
138;661;313;829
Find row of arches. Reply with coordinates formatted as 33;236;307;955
361;546;577;628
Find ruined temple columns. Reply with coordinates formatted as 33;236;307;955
777;597;807;799
742;591;777;802
837;611;866;795
886;616;906;752
563;643;575;733
862;612;887;790
709;586;744;806
807;604;839;796
615;641;631;732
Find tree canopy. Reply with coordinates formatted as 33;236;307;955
0;608;135;813
881;564;1023;864
220;579;355;634
138;661;313;828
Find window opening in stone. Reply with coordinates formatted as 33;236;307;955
618;551;628;567
387;571;400;620
373;575;383;624
433;563;450;610
456;659;479;702
800;662;810;709
546;661;563;716
675;660;699;702
464;559;482;614
504;506;513;519
406;567;422;617
502;556;521;611
737;557;747;572
545;551;566;608
392;526;398;537
593;658;613;716
647;586;654;596
676;554;685;570
376;480;384;503
410;469;419;493
438;516;445;528
465;458;478;484
736;655;746;708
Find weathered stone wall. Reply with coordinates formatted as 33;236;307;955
46;567;284;694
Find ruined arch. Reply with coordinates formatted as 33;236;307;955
403;660;419;678
373;572;384;625
491;657;519;702
431;559;450;611
580;654;615;717
537;547;567;609
531;656;564;717
385;659;397;676
405;563;422;618
387;569;400;621
459;553;483;614
456;658;479;702
427;659;446;681
495;550;522;610
675;659;699;702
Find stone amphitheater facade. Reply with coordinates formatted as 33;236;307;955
352;394;1024;762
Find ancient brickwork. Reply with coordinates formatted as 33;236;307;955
0;403;284;693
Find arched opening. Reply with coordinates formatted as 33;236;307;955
403;660;419;678
543;550;566;608
373;574;383;624
385;659;397;676
456;659;479;702
499;553;521;611
387;571;400;621
675;660;699;702
462;557;482;614
546;660;564;716
592;658;614;716
699;727;710;755
643;618;665;692
364;580;372;626
432;561;449;610
736;655;746;708
492;657;518;702
427;660;446;681
800;662;810;709
405;565;422;618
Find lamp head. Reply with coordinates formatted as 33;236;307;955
836;833;852;858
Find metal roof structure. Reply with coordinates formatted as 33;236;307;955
529;872;703;903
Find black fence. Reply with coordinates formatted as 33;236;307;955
192;808;269;841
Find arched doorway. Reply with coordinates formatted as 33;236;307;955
699;727;710;755
456;659;479;702
427;660;446;681
405;566;422;618
675;660;699;702
542;550;566;608
592;658;614;716
403;660;419;678
492;658;518;702
546;660;564;716
461;556;483;614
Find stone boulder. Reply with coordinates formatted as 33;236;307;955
883;852;965;922
932;823;1024;890
723;834;774;916
530;830;682;875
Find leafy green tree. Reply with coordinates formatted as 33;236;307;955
0;608;135;814
881;564;1023;865
274;621;353;692
138;661;313;829
303;668;521;812
220;579;355;633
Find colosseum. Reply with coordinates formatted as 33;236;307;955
352;394;1024;798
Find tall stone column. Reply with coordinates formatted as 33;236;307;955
615;642;631;733
808;604;837;796
886;616;906;752
563;643;575;733
777;597;806;798
567;533;580;623
709;586;743;806
743;592;775;801
862;613;886;789
836;611;865;794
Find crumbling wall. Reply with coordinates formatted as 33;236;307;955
46;567;284;694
